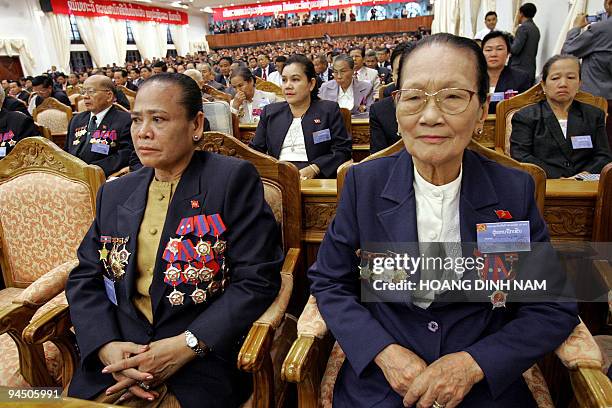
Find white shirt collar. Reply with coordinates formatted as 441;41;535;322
413;164;463;200
90;105;112;129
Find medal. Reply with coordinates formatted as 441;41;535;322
208;280;221;295
213;239;226;255
490;290;507;309
108;237;130;280
198;265;214;282
190;287;207;304
164;263;183;284
196;239;211;257
167;288;185;306
183;264;199;283
8;139;16;147
163;237;182;262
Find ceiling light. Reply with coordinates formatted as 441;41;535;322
201;6;213;12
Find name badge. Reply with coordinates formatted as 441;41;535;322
571;135;593;149
313;129;332;144
91;143;110;155
103;275;118;306
0;147;6;157
490;92;505;102
476;221;531;253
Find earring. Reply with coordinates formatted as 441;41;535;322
476;128;483;136
193;135;200;141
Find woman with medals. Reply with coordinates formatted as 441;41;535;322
249;54;352;179
66;73;283;407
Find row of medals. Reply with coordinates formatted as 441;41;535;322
73;128;116;146
165;238;228;306
100;237;131;280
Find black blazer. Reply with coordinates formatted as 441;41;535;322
115;89;131;111
382;83;396;99
36;91;71;108
249;99;352;178
376;65;392;85
2;96;30;116
509;19;540;81
369;96;399;154
64;106;134;177
16;90;30;103
215;73;231;88
253;63;276;79
0;108;39;157
511;100;612;178
66;152;283;407
489;66;533;114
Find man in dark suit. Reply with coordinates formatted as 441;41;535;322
376;47;392;70
509;3;540;83
365;51;392;85
8;81;30;103
0;87;39;158
31;75;71;108
510;99;612;178
369;96;398;153
2;95;30;116
64;75;133;176
314;54;334;87
215;56;233;87
309;146;579;408
253;54;276;80
113;69;138;92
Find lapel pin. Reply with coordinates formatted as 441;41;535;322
314;118;321;124
495;210;513;220
191;200;200;209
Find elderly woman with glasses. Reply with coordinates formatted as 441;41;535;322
308;34;578;408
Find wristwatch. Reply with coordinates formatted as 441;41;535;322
184;330;209;357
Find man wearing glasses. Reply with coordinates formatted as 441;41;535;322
64;75;134;177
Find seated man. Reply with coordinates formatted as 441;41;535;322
0;86;39;158
29;75;71;113
64;75;134;177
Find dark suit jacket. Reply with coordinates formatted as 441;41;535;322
125;81;138;92
0;108;40;157
66;152;283;407
115;89;131;111
488;66;533;114
64;106;134;176
250;100;351;178
511;100;612;178
509;19;540;81
36;91;71;108
369;96;398;154
215;73;231;88
2;96;30;116
376;66;392;85
382;83;396;99
309;148;578;407
15;90;30;103
253;63;276;79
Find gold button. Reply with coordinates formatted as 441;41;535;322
149;228;158;235
147;267;153;273
158;194;165;201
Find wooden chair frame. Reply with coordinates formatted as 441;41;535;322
0;137;104;387
117;85;136;110
255;80;283;98
495;84;609;155
112;102;129;113
202;84;232;103
32;97;73;137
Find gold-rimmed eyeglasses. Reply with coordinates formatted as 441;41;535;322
82;88;112;96
392;88;476;115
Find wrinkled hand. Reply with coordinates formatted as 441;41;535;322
299;164;319;180
358;104;367;113
103;334;195;399
233;91;246;110
402;351;484;408
573;13;588;29
374;344;427;397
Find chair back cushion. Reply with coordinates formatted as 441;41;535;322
203;101;233;136
36;110;69;134
504;109;518;155
0;172;94;286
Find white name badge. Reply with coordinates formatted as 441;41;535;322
571;135;593;149
91;143;110;155
490;92;505;102
0;147;6;157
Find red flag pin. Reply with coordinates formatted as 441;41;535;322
191;200;200;209
495;210;512;220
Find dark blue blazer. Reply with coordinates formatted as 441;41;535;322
369;96;398;154
489;66;533;114
66;152;283;407
249;99;352;178
0;108;39;157
308;149;578;407
64;106;134;177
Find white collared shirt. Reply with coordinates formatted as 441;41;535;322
268;71;282;87
413;164;462;244
279;117;308;161
474;27;493;40
337;82;354;111
90;105;112;129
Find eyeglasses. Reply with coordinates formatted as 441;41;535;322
82;88;111;96
332;69;352;77
392;88;476;115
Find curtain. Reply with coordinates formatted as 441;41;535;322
554;0;588;54
45;13;71;73
132;21;168;60
0;39;35;76
76;16;117;67
431;0;462;35
111;19;127;65
155;23;168;59
169;24;189;56
470;0;482;37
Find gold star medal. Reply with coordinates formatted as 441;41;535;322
167;288;185;306
190;287;207;304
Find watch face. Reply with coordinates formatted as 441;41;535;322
186;333;198;347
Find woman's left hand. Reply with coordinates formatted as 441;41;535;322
402;351;484;408
103;335;196;397
299;164;319;180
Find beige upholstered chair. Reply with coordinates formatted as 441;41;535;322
495;84;609;156
32;97;73;137
24;132;302;407
74;95;87;113
202;101;234;136
117;85;136;110
0;137;104;388
256;80;284;99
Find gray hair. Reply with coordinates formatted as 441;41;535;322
183;69;203;84
0;85;5;106
199;62;212;72
333;54;354;70
365;49;377;58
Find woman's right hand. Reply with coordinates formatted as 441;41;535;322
374;343;428;397
232;91;246;110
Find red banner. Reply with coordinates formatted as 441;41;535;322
213;0;417;21
50;0;188;25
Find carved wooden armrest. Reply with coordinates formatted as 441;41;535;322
494;147;505;155
594;260;612;293
570;366;612;408
109;166;129;179
237;248;300;373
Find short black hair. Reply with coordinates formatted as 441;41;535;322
230;66;255;83
348;47;365;57
219;56;233;65
152;61;167;71
481;31;511;51
140;66;151;73
541;54;581;82
519;3;537;18
275;55;287;63
139;73;202;120
56;73;66;79
375;47;390;54
116;69;129;78
398;33;489;104
31;75;53;88
283;54;319;101
485;11;497;19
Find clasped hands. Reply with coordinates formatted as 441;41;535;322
97;335;195;403
374;344;484;408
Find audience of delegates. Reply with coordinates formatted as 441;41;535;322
509;3;540;84
0;86;39;159
482;31;532;114
474;11;498;41
250;54;352;179
230;67;280;124
319;54;373;116
562;0;612;144
64;75;133;177
113;69;138;91
29;75;71;113
253;54;276;80
66;72;282;407
510;55;612;179
309;33;579;408
349;47;381;100
365;49;392;85
215;56;233;87
8;80;30;103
